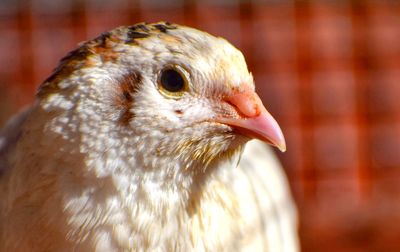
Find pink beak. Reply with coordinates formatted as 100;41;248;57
216;88;286;152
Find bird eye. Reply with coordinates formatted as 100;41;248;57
158;66;189;98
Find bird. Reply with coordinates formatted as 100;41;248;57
0;22;299;251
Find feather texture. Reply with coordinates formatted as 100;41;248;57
0;22;299;251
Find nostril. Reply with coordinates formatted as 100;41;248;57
223;91;261;118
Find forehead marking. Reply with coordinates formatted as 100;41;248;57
37;22;250;101
126;27;149;44
153;22;177;33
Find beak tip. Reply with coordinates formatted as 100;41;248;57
272;135;286;152
278;143;287;152
268;121;286;152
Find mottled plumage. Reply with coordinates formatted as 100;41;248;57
0;22;298;251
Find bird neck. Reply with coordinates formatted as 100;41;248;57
7;104;245;250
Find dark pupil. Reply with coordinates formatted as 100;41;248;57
161;69;184;92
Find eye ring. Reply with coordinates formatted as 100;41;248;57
157;65;189;99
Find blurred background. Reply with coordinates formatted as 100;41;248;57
1;0;400;251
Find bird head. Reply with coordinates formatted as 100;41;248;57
37;22;285;172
